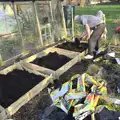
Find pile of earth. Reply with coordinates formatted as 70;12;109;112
101;64;120;94
32;52;71;70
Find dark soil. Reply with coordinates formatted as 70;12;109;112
56;42;88;52
13;60;90;120
95;108;120;120
32;52;71;70
13;89;52;120
12;59;120;120
60;60;90;81
101;64;120;94
0;69;44;108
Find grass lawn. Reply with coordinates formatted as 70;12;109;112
75;5;120;40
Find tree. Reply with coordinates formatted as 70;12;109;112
99;0;103;3
80;0;86;7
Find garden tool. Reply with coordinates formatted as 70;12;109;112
74;37;83;48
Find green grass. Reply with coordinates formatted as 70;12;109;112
75;5;120;40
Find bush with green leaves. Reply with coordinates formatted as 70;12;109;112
0;39;21;60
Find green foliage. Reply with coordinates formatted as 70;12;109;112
111;34;120;46
87;64;100;76
23;32;38;44
74;22;83;37
100;39;110;47
112;18;120;24
0;39;20;60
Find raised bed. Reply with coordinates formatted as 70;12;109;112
12;60;91;120
0;63;53;120
22;47;85;79
56;41;88;53
0;45;86;120
0;69;45;108
13;60;120;120
32;52;71;70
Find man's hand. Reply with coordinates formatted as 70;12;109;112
85;24;91;40
87;34;90;40
79;37;83;40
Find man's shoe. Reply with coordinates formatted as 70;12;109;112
84;54;93;59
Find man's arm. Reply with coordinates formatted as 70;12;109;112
85;24;91;40
80;30;87;38
80;24;91;40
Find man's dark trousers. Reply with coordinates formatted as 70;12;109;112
88;23;106;56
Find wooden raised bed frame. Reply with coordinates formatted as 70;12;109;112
0;42;86;120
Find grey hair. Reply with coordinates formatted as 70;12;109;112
74;15;80;22
96;10;105;19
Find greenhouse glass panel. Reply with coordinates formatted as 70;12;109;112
35;1;54;46
14;2;40;50
0;3;22;61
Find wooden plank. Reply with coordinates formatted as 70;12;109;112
48;47;79;59
6;75;53;116
78;51;86;62
0;106;8;120
21;62;55;76
54;55;79;78
0;64;18;75
23;47;53;63
54;51;85;78
0;106;5;113
0;110;8;120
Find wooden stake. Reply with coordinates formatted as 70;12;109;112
32;2;43;46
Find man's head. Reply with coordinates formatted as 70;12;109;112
96;10;104;18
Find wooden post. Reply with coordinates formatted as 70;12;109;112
80;0;86;7
61;5;67;38
72;7;75;38
49;1;54;42
91;113;95;120
49;1;54;22
32;2;43;46
11;2;24;49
